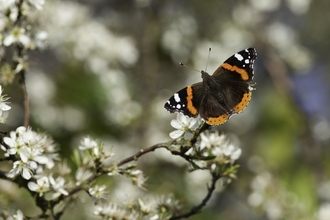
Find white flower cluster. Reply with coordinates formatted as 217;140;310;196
0;0;46;48
4;209;24;220
77;136;147;190
1;126;59;180
189;130;242;173
93;194;181;220
199;131;242;164
28;175;68;199
248;171;308;219
0;0;48;85
169;113;241;162
169;113;242;175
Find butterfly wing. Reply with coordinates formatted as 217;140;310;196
164;82;204;117
200;48;257;125
213;47;257;81
199;88;231;125
199;81;252;125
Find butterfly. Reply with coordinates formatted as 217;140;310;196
164;48;257;125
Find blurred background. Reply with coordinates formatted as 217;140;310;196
2;0;330;219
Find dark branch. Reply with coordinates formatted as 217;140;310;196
20;81;30;127
117;122;210;167
117;142;169;166
0;170;9;180
170;173;221;220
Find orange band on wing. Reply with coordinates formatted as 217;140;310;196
221;63;249;80
234;91;252;113
205;114;229;125
205;91;252;125
186;86;198;115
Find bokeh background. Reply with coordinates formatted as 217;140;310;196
2;0;330;219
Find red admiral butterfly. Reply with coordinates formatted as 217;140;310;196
164;48;257;125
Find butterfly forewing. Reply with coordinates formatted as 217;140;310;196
213;48;257;82
164;83;204;117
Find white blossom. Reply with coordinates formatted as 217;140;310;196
1;126;59;179
169;113;200;140
49;176;68;199
200;130;226;150
79;136;98;150
7;160;37;180
4;27;30;47
93;203;126;219
0;85;10;110
89;185;107;199
127;169;147;190
28;176;50;196
199;131;242;164
12;209;24;220
75;167;93;186
138;198;155;214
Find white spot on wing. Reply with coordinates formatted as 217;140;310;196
234;53;244;61
245;59;250;64
176;104;181;109
174;93;180;103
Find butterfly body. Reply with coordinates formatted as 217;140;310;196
165;48;257;125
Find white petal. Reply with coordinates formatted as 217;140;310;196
19;150;29;163
3;35;15;46
222;144;231;155
169;130;184;139
212;147;223;156
22;168;32;180
16;126;27;134
34;155;49;164
18;35;30;46
3;137;16;148
28;182;39;191
188;118;199;129
170;119;182;129
179;114;189;125
231;148;242;161
58;188;69;196
29;161;38;170
0;103;11;111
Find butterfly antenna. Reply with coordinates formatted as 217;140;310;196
205;47;211;72
179;62;201;73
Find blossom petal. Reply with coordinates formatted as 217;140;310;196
22;168;32;180
0;103;11;111
3;36;15;46
3;137;16;148
28;182;39;191
169;130;184;139
231;148;242;161
170;119;182;129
